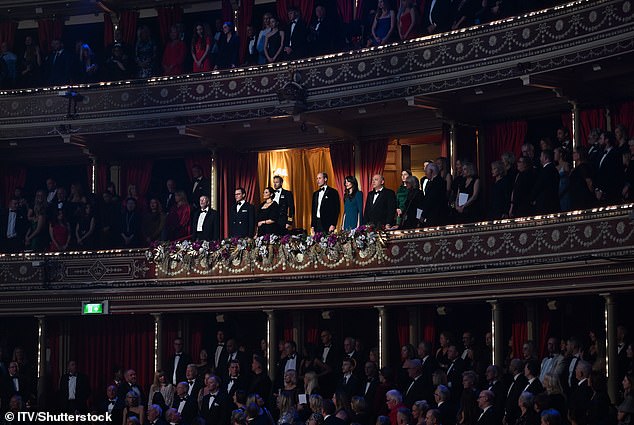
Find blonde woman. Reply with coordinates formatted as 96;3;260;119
542;372;567;419
148;370;174;409
122;391;145;425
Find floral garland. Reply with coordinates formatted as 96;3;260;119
146;226;387;274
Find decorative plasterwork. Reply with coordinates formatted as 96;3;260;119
0;0;632;138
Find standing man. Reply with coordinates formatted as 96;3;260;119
229;188;255;238
422;163;448;226
284;7;308;60
1;197;28;253
58;360;91;413
272;175;295;234
163;179;177;212
311;172;340;234
190;165;210;207
168;338;192;386
192;195;219;241
530;149;560;214
363;174;397;230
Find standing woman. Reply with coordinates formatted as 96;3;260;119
342;176;363;230
135;25;158;78
454;161;481;223
257;13;273;64
369;0;396;46
191;23;212;72
166;191;191;240
554;147;572;212
436;157;454;200
401;176;423;229
569;146;596;210
265;17;285;63
49;209;71;252
395;170;411;227
162;25;186;76
398;0;420;40
24;190;47;251
215;22;240;69
256;186;280;236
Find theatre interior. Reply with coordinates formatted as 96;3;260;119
0;0;633;418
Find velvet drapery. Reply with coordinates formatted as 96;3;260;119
238;0;255;64
0;21;18;50
337;0;354;23
421;307;436;348
329;142;355;198
258;147;337;232
156;6;184;45
123;159;153;204
104;13;114;48
359;139;388;207
218;149;259;238
277;0;314;25
305;313;320;346
222;0;234;22
0;165;26;207
185;154;211;182
396;310;409;348
561;109;607;147
484;120;527;165
37;18;64;55
538;306;551;358
613;100;634;136
511;303;528;359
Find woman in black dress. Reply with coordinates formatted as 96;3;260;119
264;17;285;63
256;186;280;236
569;146;596;210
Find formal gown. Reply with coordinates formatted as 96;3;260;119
162;40;186;75
569;162;596;210
457;176;481;223
266;31;282;62
343;191;363;230
192;37;212;72
372;15;393;45
257;201;280;235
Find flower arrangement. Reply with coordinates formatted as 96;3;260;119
146;225;386;274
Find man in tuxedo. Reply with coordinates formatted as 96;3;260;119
243;25;259;65
539;337;565;383
168;337;192;386
503;359;527;425
200;375;231;425
521;143;540;169
562;336;583;396
364;174;397;230
569;360;593;421
322;399;346;425
343;337;365;380
98;385;124;425
402;359;427;408
117;369;145;405
273;175;295;234
587;128;604;168
147;404;168;425
338;357;362;397
58;360;90;413
46;39;72;85
192;195;219;241
422;163;448;226
212;330;228;374
223;339;249;381
522;359;543;395
1;361;29;403
185;364;203;399
595;131;625;205
309;5;336;56
248;355;272;406
319;330;340;398
530;149;560;214
172;381;198;424
284;7;308;60
416;341;437;404
617;325;629;379
229;188;255;238
434;385;456;425
445;345;465;400
224;360;248;400
475;390;496;425
484;365;505;422
362;361;379;413
190;165;210;206
311;172;340;233
277;341;301;387
1;197;28;253
163;179;177;212
422;0;452;34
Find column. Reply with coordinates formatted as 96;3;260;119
450;122;458;175
487;300;504;367
526;302;535;343
211;148;218;210
376;306;389;368
408;307;419;346
152;313;163;373
35;315;47;408
265;310;277;381
602;293;617;402
571;101;581;147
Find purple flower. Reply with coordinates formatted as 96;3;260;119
263;234;270;242
211;241;220;251
314;232;323;242
281;234;291;244
231;237;239;245
192;241;202;250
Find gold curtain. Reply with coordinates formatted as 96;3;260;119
258;147;338;231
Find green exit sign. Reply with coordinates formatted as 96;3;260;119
82;301;109;315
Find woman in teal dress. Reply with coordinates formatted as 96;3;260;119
395;169;411;227
342;176;364;230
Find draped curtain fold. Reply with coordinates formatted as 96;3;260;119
185;155;211;181
305;313;319;345
97;163;109;195
37;18;64;55
579;108;607;146
329;142;355;197
421;307;436;348
396;310;409;348
190;317;205;361
0;165;26;207
104;13;114;48
258;147;336;232
356;0;365;20
538;306;551;358
238;0;254;64
68;316;154;406
484;120;527;166
282;312;294;344
120;10;139;46
123;159;153;207
359;139;389;207
0;21;18;50
218;150;259;238
613;100;634;136
222;0;234;23
337;0;354;24
162;316;182;370
277;0;314;25
156;6;184;45
511;303;528;359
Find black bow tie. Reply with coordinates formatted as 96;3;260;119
8;209;16;213
188;380;195;385
201;209;208;213
175;353;182;356
231;377;238;381
109;399;116;404
320;187;326;192
218;343;224;346
288;355;296;359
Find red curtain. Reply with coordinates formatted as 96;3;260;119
222;0;234;22
37;18;64;55
277;0;314;25
68;315;154;405
97;163;109;195
0;165;26;207
337;0;354;24
104;13;114;48
511;303;528;359
396;310;409;347
613;100;634;137
329;142;355;197
185;154;211;181
484;120;527;166
421;307;436;348
0;21;18;50
123;159;153;207
120;10;139;46
238;0;255;64
282;312;294;344
156;6;184;46
538;306;551;358
356;0;365;20
359;139;389;206
441;123;450;157
190;317;205;361
305;312;319;345
578;108;606;147
217;149;259;238
162;315;182;370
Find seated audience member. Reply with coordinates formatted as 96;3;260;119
166;191;191;240
369;0;396;46
122;391;145;424
540;409;562;425
148;370;174;410
75;203;96;250
309;5;336;56
105;43;132;81
142;198;166;245
49;209;71;251
191;23;213;72
454;161;481;223
215;22;240;69
265;17;285;63
120;197;142;248
386;390;406;425
162;25;186;76
19;35;42;87
136;25;158;78
398;0;421;40
489;160;511;219
569;146;597;210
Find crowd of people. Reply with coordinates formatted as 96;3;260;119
1;325;633;425
0;0;563;88
2;125;634;254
